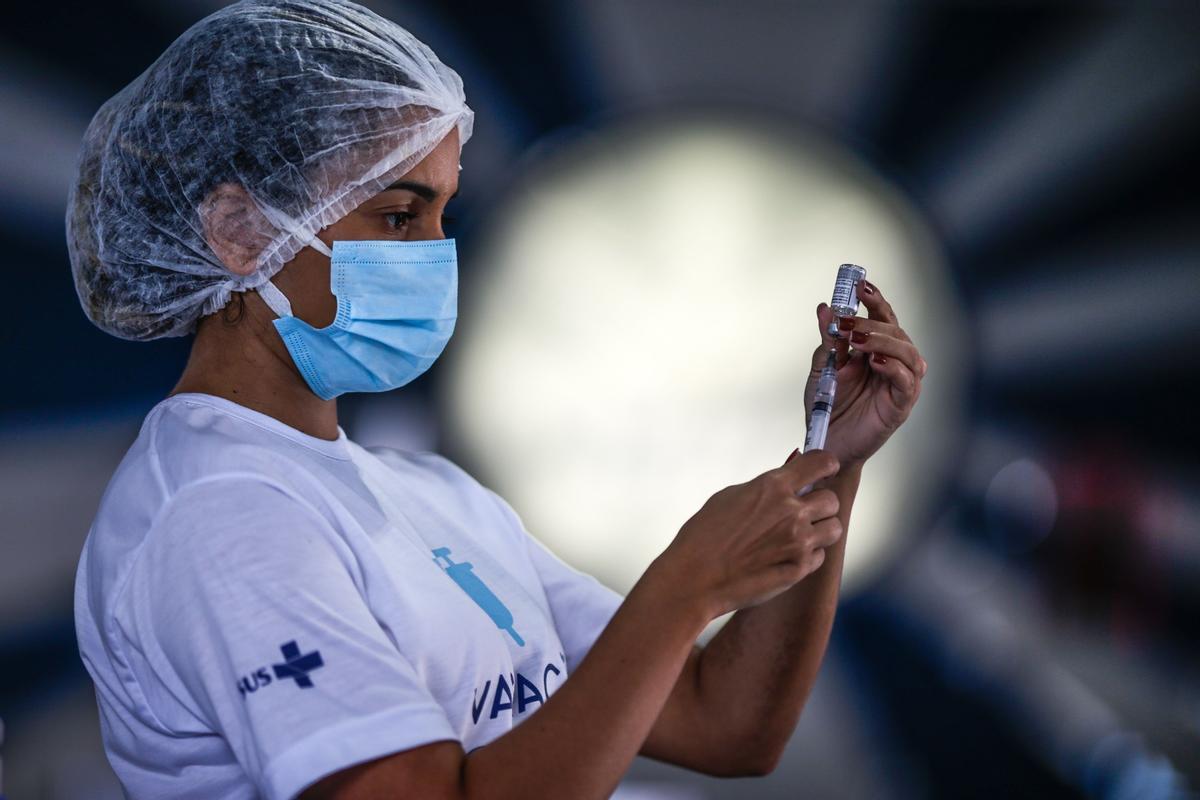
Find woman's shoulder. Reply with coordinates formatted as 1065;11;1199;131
79;397;340;628
90;395;338;538
149;393;351;487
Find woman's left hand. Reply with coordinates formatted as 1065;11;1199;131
803;278;927;471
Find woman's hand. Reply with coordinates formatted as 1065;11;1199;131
653;450;844;621
803;278;926;470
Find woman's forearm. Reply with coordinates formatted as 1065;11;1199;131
692;462;862;770
461;559;710;800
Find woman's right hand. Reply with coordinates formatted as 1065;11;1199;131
652;450;843;621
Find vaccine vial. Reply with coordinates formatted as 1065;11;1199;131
828;263;867;338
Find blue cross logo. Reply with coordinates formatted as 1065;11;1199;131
271;640;324;689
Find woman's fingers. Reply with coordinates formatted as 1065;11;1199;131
811;517;844;548
851;278;930;375
869;350;919;406
844;328;924;379
837;314;914;346
787;486;840;521
757;490;842;560
857;278;898;325
779;517;842;567
814;302;851;370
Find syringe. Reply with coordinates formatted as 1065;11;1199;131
796;263;866;495
803;349;838;455
796;349;838;496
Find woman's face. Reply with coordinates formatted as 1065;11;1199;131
268;126;462;329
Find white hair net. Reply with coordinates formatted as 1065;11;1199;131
65;0;474;340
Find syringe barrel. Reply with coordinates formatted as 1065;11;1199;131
803;405;831;453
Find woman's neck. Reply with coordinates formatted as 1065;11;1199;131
169;303;340;441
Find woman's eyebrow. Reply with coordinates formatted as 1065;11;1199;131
381;180;458;202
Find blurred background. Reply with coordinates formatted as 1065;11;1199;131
2;0;1198;797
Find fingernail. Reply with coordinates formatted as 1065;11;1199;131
784;448;800;465
872;353;887;364
861;280;876;296
851;330;869;344
837;316;856;331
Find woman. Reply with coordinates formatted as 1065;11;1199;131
69;1;926;798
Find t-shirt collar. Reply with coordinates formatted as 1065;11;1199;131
164;392;352;460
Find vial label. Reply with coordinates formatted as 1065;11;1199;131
830;264;866;315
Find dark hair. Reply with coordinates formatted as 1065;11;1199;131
220;292;247;327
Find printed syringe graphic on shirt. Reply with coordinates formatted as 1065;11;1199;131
432;547;526;646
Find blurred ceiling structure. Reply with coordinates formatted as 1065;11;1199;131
1;1;1197;797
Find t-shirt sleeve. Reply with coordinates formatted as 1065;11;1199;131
481;487;626;674
119;475;458;800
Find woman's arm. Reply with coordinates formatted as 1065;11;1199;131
301;452;842;799
640;280;924;773
465;561;714;796
300;560;711;800
640;462;861;774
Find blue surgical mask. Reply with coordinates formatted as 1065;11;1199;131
256;236;458;400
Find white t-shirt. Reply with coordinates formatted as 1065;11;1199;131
74;392;625;800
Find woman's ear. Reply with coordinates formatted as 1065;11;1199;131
198;182;272;276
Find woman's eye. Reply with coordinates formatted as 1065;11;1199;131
384;211;456;231
384;211;413;230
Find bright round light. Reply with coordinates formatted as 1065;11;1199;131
446;116;966;634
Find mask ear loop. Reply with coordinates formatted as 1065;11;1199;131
307;235;333;258
255;231;333;319
257;280;294;318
